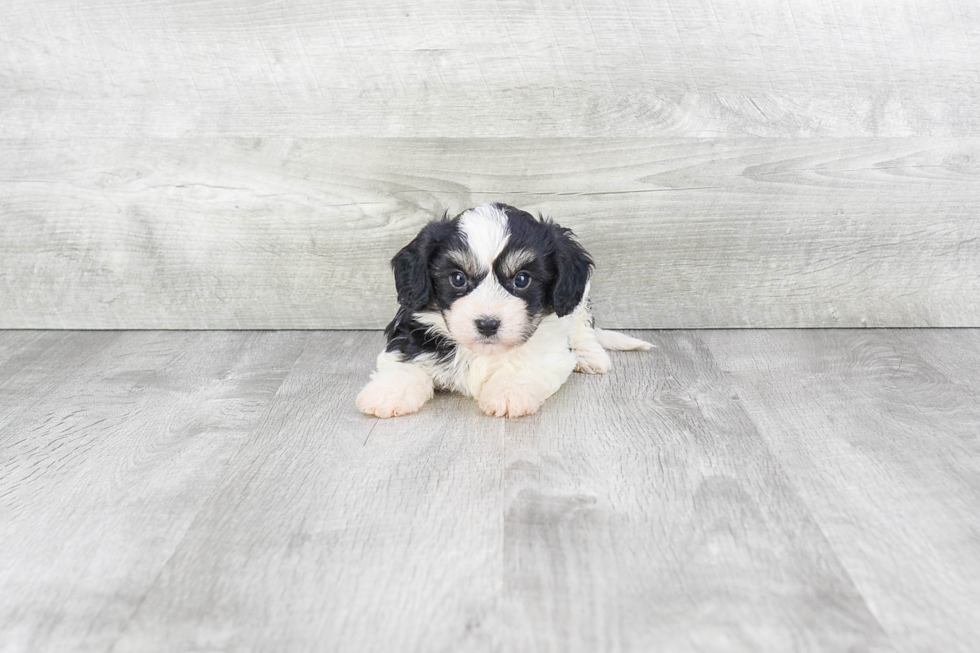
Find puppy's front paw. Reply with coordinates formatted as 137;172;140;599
478;383;545;418
574;342;612;374
356;377;431;418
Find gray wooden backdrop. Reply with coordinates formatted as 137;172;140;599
2;0;978;329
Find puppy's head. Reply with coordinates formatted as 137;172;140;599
392;203;593;355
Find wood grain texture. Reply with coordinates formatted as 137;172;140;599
490;331;888;652
0;330;309;653
4;0;979;328
0;330;902;652
2;137;979;329
111;332;506;652
704;329;980;653
2;0;978;137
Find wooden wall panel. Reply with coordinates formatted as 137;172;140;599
2;0;978;327
2;0;979;138
2;137;977;329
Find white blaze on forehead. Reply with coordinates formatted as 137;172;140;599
459;203;510;270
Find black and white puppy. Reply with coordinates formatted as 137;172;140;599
357;202;651;418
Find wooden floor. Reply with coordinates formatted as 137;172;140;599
1;330;978;653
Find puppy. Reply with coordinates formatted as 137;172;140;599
356;202;652;418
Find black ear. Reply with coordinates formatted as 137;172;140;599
548;222;594;317
391;219;453;310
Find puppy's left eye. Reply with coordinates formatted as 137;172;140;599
450;271;467;288
513;272;530;289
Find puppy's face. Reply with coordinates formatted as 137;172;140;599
391;203;593;355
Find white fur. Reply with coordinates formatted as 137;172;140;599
355;351;435;418
411;309;573;397
444;273;529;353
359;288;653;418
458;204;510;269
360;287;652;418
595;328;654;351
413;311;577;418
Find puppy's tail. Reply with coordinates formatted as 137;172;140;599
595;328;654;351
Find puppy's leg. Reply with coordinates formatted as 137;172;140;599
568;298;612;375
573;338;612;375
356;351;434;418
477;337;577;418
478;371;552;418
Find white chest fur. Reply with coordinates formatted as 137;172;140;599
413;312;578;398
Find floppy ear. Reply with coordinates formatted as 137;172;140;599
548;223;594;317
391;219;452;310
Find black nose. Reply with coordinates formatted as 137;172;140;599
475;317;500;337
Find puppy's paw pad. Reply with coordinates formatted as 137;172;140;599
478;388;543;418
356;381;430;418
574;345;612;374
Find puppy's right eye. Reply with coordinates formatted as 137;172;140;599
450;271;467;288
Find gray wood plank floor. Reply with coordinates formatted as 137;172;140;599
1;330;977;653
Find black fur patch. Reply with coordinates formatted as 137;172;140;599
428;231;487;310
492;206;555;319
495;203;593;317
390;218;457;311
383;307;457;363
